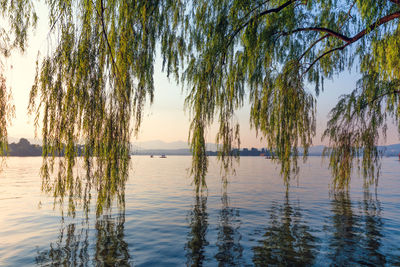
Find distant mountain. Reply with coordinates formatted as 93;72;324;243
133;140;188;150
135;148;191;156
133;140;218;151
307;145;326;156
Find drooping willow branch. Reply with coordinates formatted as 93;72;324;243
222;0;297;64
97;0;121;83
227;0;296;44
323;76;400;190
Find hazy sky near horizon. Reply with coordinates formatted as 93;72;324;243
5;7;399;148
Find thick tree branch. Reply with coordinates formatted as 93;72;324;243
349;11;400;42
285;27;351;42
303;10;400;75
298;0;356;62
285;8;400;44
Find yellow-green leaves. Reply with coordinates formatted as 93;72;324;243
29;0;186;214
184;0;400;191
323;75;400;190
0;0;36;163
0;76;14;164
251;61;316;181
16;0;400;201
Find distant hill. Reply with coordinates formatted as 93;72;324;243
7;138;42;156
303;145;325;156
135;148;192;156
6;138;66;156
8;137;42;145
132;140;218;151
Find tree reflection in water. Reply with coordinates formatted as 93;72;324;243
215;184;244;266
328;189;385;265
35;219;90;266
36;210;131;266
252;190;317;266
95;213;130;266
34;158;390;266
185;194;209;266
36;159;130;266
36;162;131;266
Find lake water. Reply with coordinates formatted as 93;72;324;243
0;156;400;266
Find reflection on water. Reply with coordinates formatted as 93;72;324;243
215;185;243;266
252;191;317;266
95;212;130;266
34;185;393;266
35;219;91;266
35;158;130;265
1;157;400;265
185;183;244;267
36;210;131;266
328;190;385;265
186;195;209;266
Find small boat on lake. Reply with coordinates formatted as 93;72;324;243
160;154;167;158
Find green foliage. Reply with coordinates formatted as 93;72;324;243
0;75;14;164
3;0;400;203
0;0;37;54
0;0;36;165
182;0;400;190
26;0;400;198
28;0;186;213
323;74;400;190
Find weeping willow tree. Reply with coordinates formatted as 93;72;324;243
2;0;400;206
27;0;188;214
182;0;400;191
0;0;36;165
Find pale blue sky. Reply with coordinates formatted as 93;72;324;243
5;7;399;148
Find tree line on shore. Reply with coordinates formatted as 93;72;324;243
5;138;274;157
7;138;400;157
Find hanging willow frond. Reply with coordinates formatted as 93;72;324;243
323;74;400;190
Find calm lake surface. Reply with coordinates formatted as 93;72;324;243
1;156;400;266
